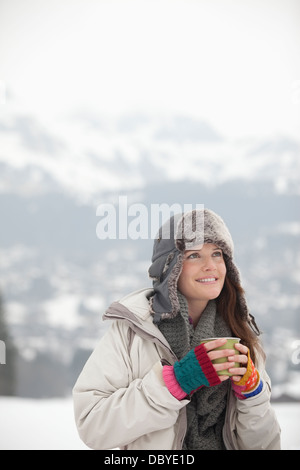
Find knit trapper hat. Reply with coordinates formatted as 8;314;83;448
148;208;260;334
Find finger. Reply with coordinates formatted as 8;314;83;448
203;338;227;352
227;354;248;364
208;349;236;361
228;366;247;376
234;343;248;355
231;375;243;382
214;361;236;372
219;375;230;382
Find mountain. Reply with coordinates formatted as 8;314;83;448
1;110;299;202
0;110;299;398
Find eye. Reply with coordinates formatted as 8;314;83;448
187;252;200;259
212;251;222;257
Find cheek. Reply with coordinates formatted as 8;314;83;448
218;263;227;285
221;263;227;277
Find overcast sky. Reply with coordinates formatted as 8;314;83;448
0;0;299;140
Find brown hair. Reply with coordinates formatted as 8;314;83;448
217;276;265;365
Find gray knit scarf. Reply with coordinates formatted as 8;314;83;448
158;292;232;450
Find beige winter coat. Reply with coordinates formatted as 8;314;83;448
73;288;281;450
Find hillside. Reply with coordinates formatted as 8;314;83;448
0;111;299;398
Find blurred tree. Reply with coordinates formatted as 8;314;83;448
0;291;16;395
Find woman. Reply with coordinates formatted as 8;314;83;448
73;208;281;450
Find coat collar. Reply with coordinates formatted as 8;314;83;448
103;288;175;359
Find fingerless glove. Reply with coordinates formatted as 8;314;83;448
162;343;221;400
231;351;263;399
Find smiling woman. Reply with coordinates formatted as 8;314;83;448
73;207;281;450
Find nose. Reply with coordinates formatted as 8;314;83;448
201;256;216;271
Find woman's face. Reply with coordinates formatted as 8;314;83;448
177;243;226;306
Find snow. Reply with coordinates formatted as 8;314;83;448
0;397;299;450
0;396;89;450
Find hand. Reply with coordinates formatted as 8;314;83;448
227;342;249;382
230;344;263;400
203;338;246;382
163;340;224;400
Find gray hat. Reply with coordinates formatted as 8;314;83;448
148;209;259;333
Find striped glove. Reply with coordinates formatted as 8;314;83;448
231;351;263;399
162;343;221;400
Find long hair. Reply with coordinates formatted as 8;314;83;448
216;276;265;365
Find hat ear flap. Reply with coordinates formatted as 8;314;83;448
150;252;184;324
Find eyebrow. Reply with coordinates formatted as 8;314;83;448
185;247;221;253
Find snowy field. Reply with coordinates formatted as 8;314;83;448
0;397;299;450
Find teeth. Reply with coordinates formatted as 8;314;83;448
197;278;216;283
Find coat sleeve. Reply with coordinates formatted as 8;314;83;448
72;320;188;450
234;367;281;450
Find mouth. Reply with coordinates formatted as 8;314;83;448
196;277;218;283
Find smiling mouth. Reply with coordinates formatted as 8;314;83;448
196;277;218;283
